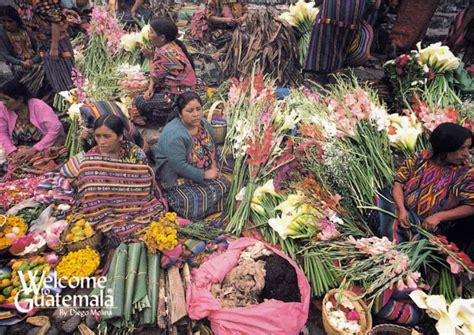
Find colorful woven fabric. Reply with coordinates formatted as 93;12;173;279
373;288;421;326
189;125;215;169
395;150;474;220
61;141;166;240
304;0;372;73
79;100;148;152
164;175;230;221
151;41;196;95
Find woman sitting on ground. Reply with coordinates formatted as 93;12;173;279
0;79;66;180
133;17;197;127
372;123;474;253
205;0;248;57
61;114;166;241
155;92;230;221
0;6;45;97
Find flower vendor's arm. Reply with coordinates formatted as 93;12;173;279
0;104;16;155
166;136;205;184
131;0;144;18
435;205;474;222
31;99;65;152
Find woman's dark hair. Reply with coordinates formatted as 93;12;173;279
430;122;473;160
176;92;202;115
0;78;31;102
94;114;125;137
150;17;195;70
0;6;23;28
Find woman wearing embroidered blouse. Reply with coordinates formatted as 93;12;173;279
133;17;197;127
372;123;473;253
0;79;66;179
155;92;230;221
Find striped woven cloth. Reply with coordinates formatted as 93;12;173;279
61;141;166;240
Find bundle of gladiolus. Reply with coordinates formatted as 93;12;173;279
410;291;474;335
279;0;319;66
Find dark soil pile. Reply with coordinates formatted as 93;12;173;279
257;254;301;303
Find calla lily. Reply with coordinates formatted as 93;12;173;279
279;12;297;27
252;179;278;204
140;24;151;42
120;33;141;51
410;291;469;335
268;215;299;239
67;103;83;119
250;202;266;216
417;42;460;72
449;299;474;334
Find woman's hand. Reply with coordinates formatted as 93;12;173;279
21;61;32;69
143;87;154;101
422;214;442;231
49;46;59;60
395;206;410;228
204;167;219;180
141;45;154;60
80;128;92;141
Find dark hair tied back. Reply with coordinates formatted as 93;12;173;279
149;17;195;70
430;122;473;159
94;114;125;136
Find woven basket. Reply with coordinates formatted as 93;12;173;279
369;324;413;335
207;101;227;145
322;289;372;335
60;221;102;252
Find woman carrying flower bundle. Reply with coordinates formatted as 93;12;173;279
155;92;230;221
0;6;45;97
0;79;66;180
30;0;75;93
372;123;474;254
133;17;197;127
61;114;166;241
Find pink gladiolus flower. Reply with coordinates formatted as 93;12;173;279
447;256;463;274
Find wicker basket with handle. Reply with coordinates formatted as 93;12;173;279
322;289;372;335
60;221;102;252
369;324;413;335
206;100;227;145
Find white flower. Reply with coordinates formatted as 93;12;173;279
368;104;389;131
67;103;83;119
410;291;457;335
252;179;277;204
417;42;460;72
120;32;141;51
235;187;247;202
140;24;151;42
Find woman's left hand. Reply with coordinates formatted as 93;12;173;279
422;214;442;231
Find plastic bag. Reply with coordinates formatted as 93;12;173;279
28;205;55;232
186;238;310;335
6;198;40;216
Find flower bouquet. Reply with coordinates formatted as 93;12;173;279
142;212;179;253
386;112;424;156
279;0;319;66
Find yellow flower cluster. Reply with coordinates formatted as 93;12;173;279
0;215;28;249
143;212;179;253
56;247;100;282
